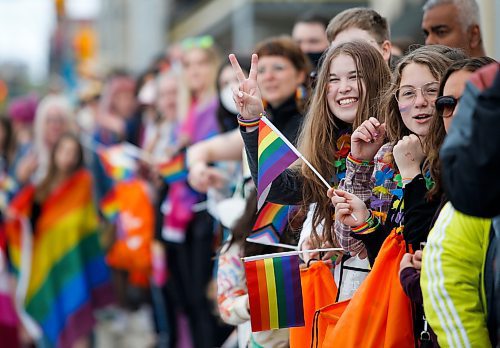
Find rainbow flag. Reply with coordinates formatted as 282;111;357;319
100;188;120;222
98;144;137;181
0;174;18;210
257;117;299;209
244;254;304;332
157;151;187;184
248;203;298;244
6;170;114;347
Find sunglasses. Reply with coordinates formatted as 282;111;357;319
435;95;460;118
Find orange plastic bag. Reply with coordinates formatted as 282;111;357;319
311;299;350;348
323;231;414;347
290;261;338;348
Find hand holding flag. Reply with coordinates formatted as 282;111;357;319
256;117;358;221
229;53;264;120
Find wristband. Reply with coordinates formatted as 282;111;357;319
237;112;265;128
347;153;374;166
351;210;380;235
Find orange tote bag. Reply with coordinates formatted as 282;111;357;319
290;261;338;348
322;230;414;348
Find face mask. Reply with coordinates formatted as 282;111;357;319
219;84;239;114
307;51;326;70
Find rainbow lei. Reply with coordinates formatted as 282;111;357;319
371;161;400;210
332;133;351;186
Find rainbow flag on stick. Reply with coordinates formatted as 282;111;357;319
257;118;299;209
157;151;188;184
97;144;138;181
257;117;332;209
257;117;357;220
243;254;305;332
247;203;298;245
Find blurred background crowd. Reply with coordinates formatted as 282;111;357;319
0;0;498;348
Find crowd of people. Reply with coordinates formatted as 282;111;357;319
0;0;498;347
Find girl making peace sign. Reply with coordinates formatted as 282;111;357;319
231;40;391;256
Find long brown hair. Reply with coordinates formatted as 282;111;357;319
424;56;496;200
35;133;84;202
383;46;454;145
297;40;391;246
0;117;15;168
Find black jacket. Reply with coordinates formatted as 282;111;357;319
440;63;500;218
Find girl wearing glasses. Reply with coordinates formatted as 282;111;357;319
331;46;457;263
331;50;492;346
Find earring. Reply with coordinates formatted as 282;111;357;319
295;85;307;102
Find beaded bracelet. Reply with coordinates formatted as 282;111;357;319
237;112;265;128
351;210;380;235
347;153;374;166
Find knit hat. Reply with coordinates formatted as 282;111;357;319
7;94;38;124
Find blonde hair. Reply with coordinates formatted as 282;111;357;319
327;7;390;44
178;44;220;124
297;40;391;246
33;94;75;183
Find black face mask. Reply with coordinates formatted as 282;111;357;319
306;50;326;70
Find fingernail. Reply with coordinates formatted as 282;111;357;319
238;92;243;98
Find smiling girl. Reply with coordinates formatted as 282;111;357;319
331;46;458;263
232;40;390;252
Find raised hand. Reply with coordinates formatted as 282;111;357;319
392;134;425;179
228;53;265;120
351;117;386;161
329;189;370;227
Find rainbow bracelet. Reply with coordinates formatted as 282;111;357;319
351;210;380;235
237;112;265;128
347;153;374;166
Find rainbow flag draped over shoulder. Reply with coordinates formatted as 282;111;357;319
5;169;114;348
248;203;298;244
244;254;304;332
257;117;299;209
157;151;188;184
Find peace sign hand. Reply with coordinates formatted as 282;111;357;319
229;53;265;120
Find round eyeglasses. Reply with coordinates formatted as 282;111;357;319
395;81;440;105
435;95;460;118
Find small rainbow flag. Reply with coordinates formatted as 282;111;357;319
98;144;137;181
257;117;299;209
157;151;187;184
100;188;120;222
248;203;298;244
244;254;304;332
